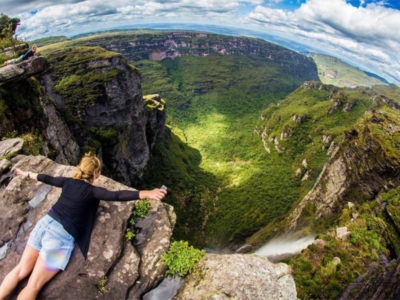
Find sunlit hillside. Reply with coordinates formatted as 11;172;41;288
309;53;388;88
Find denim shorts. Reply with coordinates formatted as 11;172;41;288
27;214;75;271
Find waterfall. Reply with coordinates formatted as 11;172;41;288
255;234;316;262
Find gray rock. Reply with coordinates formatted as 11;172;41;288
40;74;80;165
0;155;175;300
0;138;24;157
336;226;350;241
175;254;297;300
0;159;12;173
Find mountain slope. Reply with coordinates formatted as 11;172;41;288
309;52;388;88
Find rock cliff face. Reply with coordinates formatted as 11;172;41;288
286;95;400;230
39;47;162;185
0;46;166;186
339;258;400;300
0;154;175;300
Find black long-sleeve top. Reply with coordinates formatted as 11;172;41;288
38;174;140;258
21;49;34;60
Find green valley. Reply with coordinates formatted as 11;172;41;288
133;50;319;248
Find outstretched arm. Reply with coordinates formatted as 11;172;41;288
93;187;167;202
13;168;38;181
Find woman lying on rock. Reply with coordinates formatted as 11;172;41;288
0;153;167;300
3;44;37;66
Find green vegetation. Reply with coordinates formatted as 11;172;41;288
372;84;400;102
143;94;165;111
125;228;135;241
310;53;387;88
161;240;205;277
29;36;69;47
134;199;152;218
97;276;108;293
284;99;400;298
125;199;152;241
140;129;218;248
138;54;315;248
286;196;394;298
21;133;43;155
139;55;377;248
0;13;20;48
0;13;26;65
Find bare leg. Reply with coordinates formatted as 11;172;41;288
0;245;39;300
17;255;60;300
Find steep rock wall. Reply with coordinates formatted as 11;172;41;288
286;96;400;230
1;46;166;186
339;258;400;300
38;47;166;185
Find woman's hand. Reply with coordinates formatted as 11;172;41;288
13;168;37;180
13;168;29;178
139;188;167;201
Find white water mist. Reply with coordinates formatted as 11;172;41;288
255;234;316;261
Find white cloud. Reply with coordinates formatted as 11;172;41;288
245;0;400;84
2;0;399;84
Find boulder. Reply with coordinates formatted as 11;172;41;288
0;138;24;157
336;227;350;241
0;155;175;300
175;254;297;300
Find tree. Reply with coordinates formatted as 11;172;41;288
0;13;20;39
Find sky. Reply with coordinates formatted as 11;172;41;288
1;0;399;85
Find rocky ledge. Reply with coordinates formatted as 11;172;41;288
0;153;175;300
0;57;47;85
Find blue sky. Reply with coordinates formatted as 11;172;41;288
1;0;399;85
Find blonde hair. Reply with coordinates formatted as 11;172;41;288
72;153;101;182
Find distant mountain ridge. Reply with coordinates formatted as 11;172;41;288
68;30;318;80
309;52;388;88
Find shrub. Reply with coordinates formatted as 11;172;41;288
125;228;135;241
161;240;205;277
21;133;43;155
133;199;152;218
97;276;108;293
